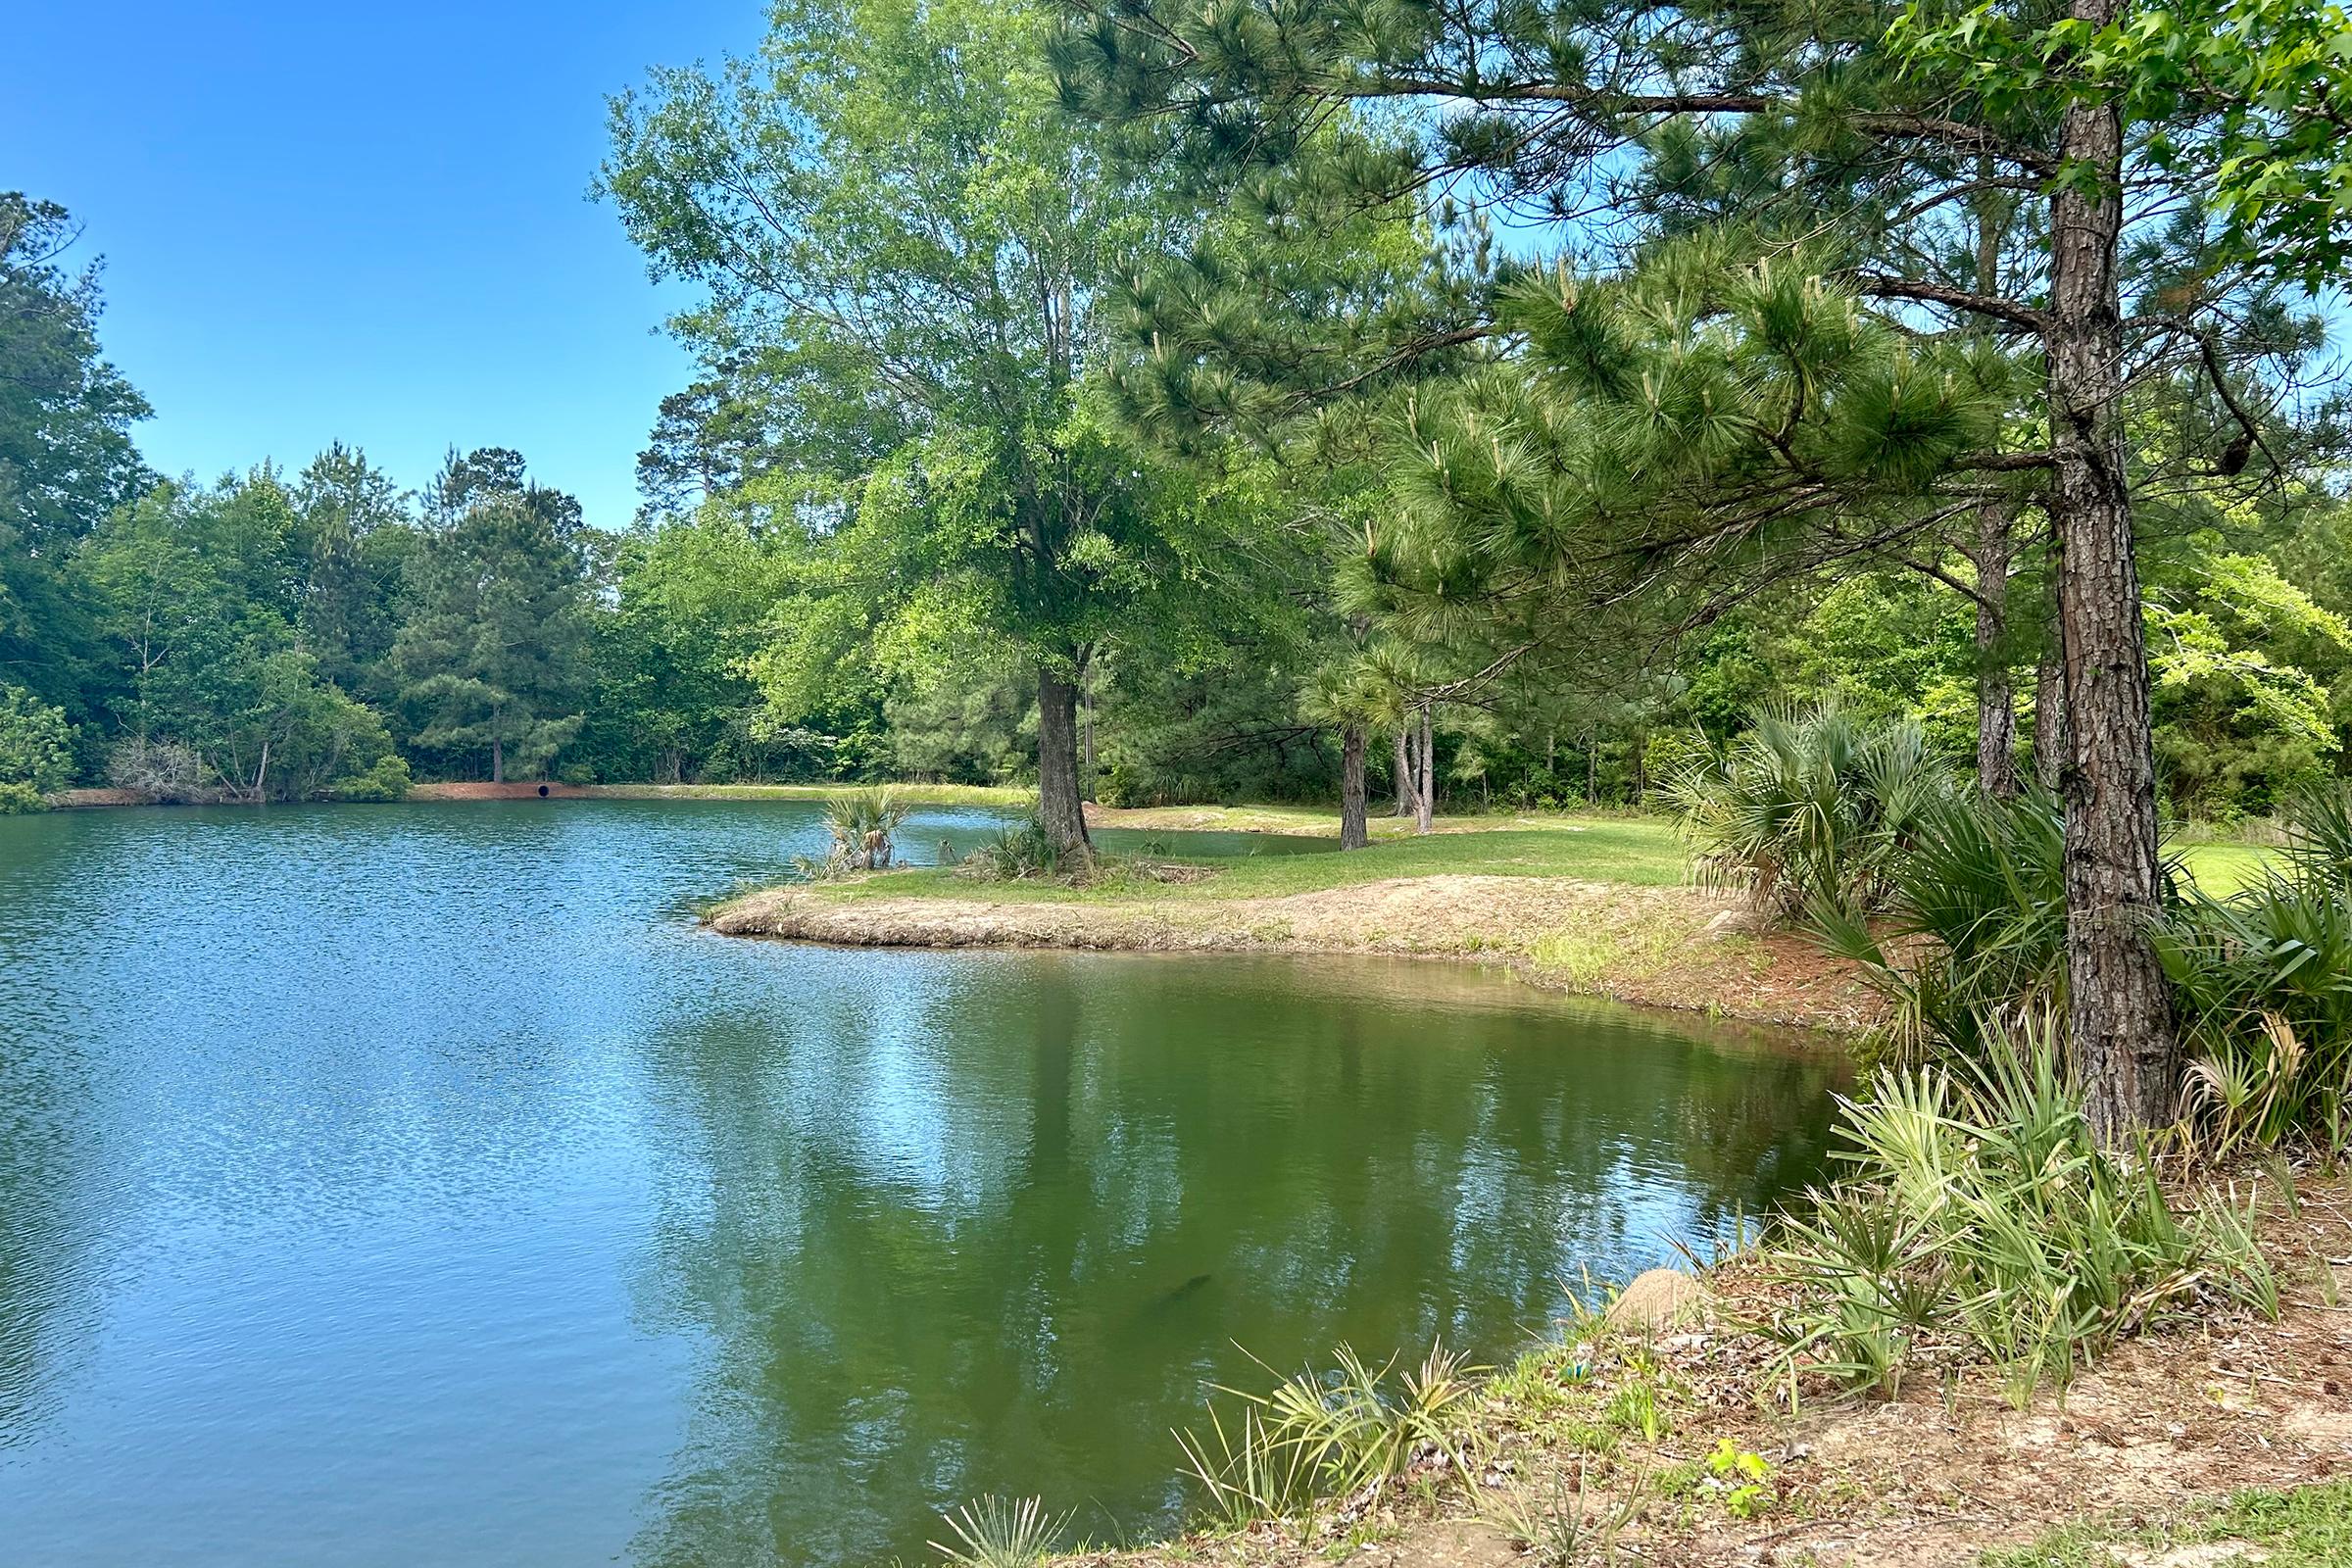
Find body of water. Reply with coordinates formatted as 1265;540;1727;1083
0;800;1843;1566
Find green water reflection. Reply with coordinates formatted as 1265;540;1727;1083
0;802;1843;1568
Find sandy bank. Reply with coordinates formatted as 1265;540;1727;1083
706;873;1878;1032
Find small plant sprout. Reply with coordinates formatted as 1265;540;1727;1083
1705;1440;1771;1518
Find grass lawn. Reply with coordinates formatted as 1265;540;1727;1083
643;784;2278;900
825;811;1694;904
1982;1479;2352;1566
2176;840;2279;894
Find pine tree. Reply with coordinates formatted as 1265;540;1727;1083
1055;0;2349;1139
389;452;588;783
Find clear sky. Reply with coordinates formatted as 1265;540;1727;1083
8;1;762;529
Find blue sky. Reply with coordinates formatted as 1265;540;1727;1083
9;2;761;529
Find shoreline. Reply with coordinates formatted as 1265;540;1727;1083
705;873;1880;1035
1052;1172;2352;1568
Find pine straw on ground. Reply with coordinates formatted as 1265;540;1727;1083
705;875;1879;1033
1057;1175;2352;1568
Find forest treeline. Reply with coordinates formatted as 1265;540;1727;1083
8;182;2351;821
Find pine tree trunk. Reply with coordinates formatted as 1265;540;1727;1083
1394;729;1414;816
1972;501;2020;800
2047;31;2178;1142
492;736;504;785
1340;723;1369;850
2034;641;2069;791
1415;704;1434;835
1036;662;1092;855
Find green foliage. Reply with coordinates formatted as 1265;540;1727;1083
1669;706;1952;915
328;754;413;804
1983;1479;2352;1568
0;683;73;792
1812;787;2075;1062
600;0;1253;846
2157;781;2352;1156
573;510;814;785
1177;1345;1480;1528
1892;0;2352;291
0;780;46;814
389;455;589;782
0;193;152;726
806;787;909;876
928;1496;1066;1568
1755;1028;2277;1407
957;818;1077;883
1705;1440;1772;1519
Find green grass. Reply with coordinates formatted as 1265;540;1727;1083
2175;841;2279;895
815;813;1691;905
1981;1479;2352;1567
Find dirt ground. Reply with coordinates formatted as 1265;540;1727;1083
1062;1178;2352;1568
407;780;590;801
707;874;1879;1032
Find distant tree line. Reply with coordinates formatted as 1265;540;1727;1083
7;169;2352;829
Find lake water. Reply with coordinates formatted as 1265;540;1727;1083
0;801;1845;1567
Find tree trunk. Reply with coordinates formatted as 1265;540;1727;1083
1415;703;1434;835
1080;666;1097;803
1971;501;2020;800
2047;27;2178;1142
1036;661;1092;855
1394;729;1414;816
2034;640;2068;791
492;736;504;785
1340;723;1369;850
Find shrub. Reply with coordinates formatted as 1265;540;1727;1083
928;1496;1065;1568
0;684;73;793
797;787;909;878
1810;787;2079;1062
329;755;414;803
957;818;1073;882
2159;856;2352;1158
0;780;47;814
1752;1026;2276;1407
2278;776;2352;889
1178;1344;1481;1529
1667;705;1951;914
106;735;212;804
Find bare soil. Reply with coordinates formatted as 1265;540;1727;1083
44;787;150;808
706;875;1880;1032
407;781;589;801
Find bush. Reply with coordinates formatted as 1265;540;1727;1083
1753;1026;2276;1407
0;780;47;814
796;787;909;878
929;1495;1065;1568
2157;780;2352;1157
1177;1345;1480;1529
957;818;1074;882
106;735;212;804
1811;787;2079;1061
0;684;74;793
328;755;414;803
1667;705;1951;914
